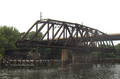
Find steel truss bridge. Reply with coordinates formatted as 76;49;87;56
15;19;115;52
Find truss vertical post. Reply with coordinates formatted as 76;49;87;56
63;24;65;43
110;38;115;50
72;27;73;37
66;26;67;40
76;24;78;47
52;24;54;38
102;34;106;49
40;24;53;42
28;19;49;44
49;24;63;45
47;21;49;42
20;20;39;40
36;23;38;41
86;28;88;45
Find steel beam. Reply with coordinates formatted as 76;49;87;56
28;19;50;45
20;20;39;40
16;19;115;53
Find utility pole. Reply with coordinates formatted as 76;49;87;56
40;12;42;21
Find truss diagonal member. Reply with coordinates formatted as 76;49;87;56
97;33;107;49
65;26;76;46
40;24;54;42
66;26;71;34
102;34;110;49
88;30;97;47
100;34;107;49
110;38;115;50
69;25;79;46
28;19;50;44
78;30;87;46
20;20;40;40
93;31;103;48
111;42;115;51
95;32;103;48
77;28;83;46
55;26;65;43
64;26;71;40
98;35;104;48
76;25;78;47
106;37;112;49
106;35;115;50
80;27;89;45
68;30;78;45
49;23;63;45
86;28;89;45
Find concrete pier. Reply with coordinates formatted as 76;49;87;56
61;49;67;68
72;50;92;64
61;49;67;60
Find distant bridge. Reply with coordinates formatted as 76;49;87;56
108;33;120;40
15;19;115;52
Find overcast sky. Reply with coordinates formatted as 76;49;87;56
0;0;120;44
0;0;120;33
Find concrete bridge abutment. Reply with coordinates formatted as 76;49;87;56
61;49;67;68
72;50;92;68
61;49;92;68
72;50;92;64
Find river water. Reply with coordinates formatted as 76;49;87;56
0;64;120;79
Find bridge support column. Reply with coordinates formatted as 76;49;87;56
72;53;92;64
72;50;92;64
61;49;67;60
61;49;67;68
72;51;92;68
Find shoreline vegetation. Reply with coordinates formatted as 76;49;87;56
0;26;120;61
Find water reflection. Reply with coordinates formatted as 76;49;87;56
0;64;120;79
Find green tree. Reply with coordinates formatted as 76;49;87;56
0;26;20;60
114;43;120;59
28;31;41;40
67;49;72;59
0;33;8;60
20;32;29;40
21;31;43;40
0;26;20;49
115;43;120;54
37;48;62;59
91;51;101;59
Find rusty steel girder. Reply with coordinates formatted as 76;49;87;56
16;19;115;52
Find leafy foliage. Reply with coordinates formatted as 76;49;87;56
1;25;120;60
91;43;120;59
0;26;21;60
21;31;42;40
114;43;120;59
67;49;72;59
0;26;20;49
